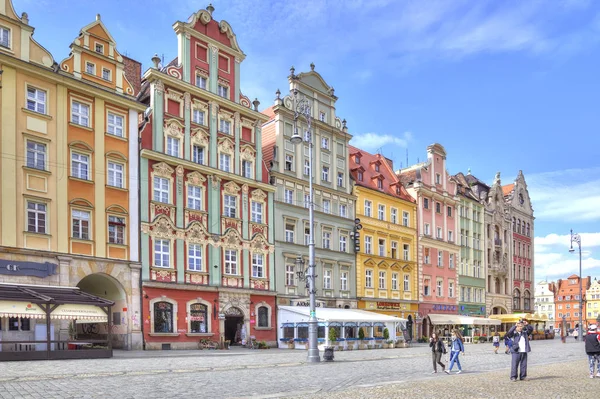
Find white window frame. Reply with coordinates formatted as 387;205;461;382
322;199;330;214
322;166;329;182
339;235;347;252
188;243;203;271
102;68;111;81
153;176;170;203
424;223;430;235
107;112;124;137
321;137;330;150
323;269;332;289
224;194;237;218
404;274;410;291
322;229;331;249
26;201;47;234
71;100;90;127
285;222;295;243
304;159;310;176
26;140;47;170
365;236;372;254
242;160;253;179
403;244;410;261
251;201;263;223
378;204;385;221
337;172;343;187
252;253;264;278
85;62;96;75
154;239;170;268
285;154;294;171
0;26;11;48
218;84;229;99
391;273;398;290
378;239;385;257
166;136;180;157
402;211;409;227
195;75;207;89
192;109;205;125
379;271;386;290
284;189;294;204
436;227;442;239
219;118;231;134
107;161;125;188
219;153;231;172
436;279;443;297
192;145;205;165
340;271;348;291
108;215;125;244
224;250;238;275
364;200;372;217
391;241;398;259
286;264;295;286
95;43;104;54
187;185;203;210
71;209;91;240
437;251;443;266
71;152;90;180
391;208;398;224
365;269;373;288
26;86;46;114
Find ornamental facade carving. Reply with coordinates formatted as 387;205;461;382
166;89;183;102
218;137;235;155
223;181;241;195
190;128;209;147
240;145;256;162
152;162;174;178
186;171;206;185
250;189;267;202
164;119;184;139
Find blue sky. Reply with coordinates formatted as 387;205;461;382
14;0;600;282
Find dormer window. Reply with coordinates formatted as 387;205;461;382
355;155;360;164
377;179;383;189
357;171;363;181
95;43;104;54
375;164;380;172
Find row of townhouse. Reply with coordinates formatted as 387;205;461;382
0;1;535;350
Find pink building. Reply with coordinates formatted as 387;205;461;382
398;144;460;337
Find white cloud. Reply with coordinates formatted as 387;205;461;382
350;132;413;151
536;232;600;252
535;251;600;282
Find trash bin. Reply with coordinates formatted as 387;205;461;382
323;346;334;362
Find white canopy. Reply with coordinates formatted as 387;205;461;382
278;306;407;323
427;313;500;326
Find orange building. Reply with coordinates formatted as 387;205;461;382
555;275;592;331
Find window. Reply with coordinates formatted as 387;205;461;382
388;208;397;224
322;166;329;182
365;236;372;254
187;185;202;210
252;254;264;278
284;189;294;204
108;216;125;244
323;269;332;289
107;162;124;188
357;171;363;181
378;205;385;220
190;303;208;333
319;111;326;122
321;137;329;150
153;177;170;203
192;145;205;165
304;226;310;245
86;62;95;75
449;282;454;298
339;235;347;252
436;227;442;239
71;101;90;126
107;112;124;137
286;265;295;286
403;244;410;261
224;195;236;218
449;254;454;268
218;84;229;98
424;281;430;296
337;172;344;187
242;160;252;178
219;153;231;172
188;244;203;271
8;317;30;331
437;251;443;266
192;109;205;125
391;241;398;259
26;87;46;114
447;206;452;217
404;274;410;291
26;141;46;170
251;201;263;223
285;154;294;171
392;273;398;290
71;152;89;180
71;210;90;240
379;271;386;289
303;159;310;175
0;27;11;48
224;250;238;274
365;269;373;288
167;136;180;157
153;302;173;333
378;239;385;256
285;223;295;243
448;231;453;242
322;199;330;214
322;230;331;249
219;119;231;134
94;43;104;53
102;68;111;81
27;201;47;234
340;271;348;291
435;173;441;184
195;75;207;89
436;280;443;297
340;204;347;218
376;179;383;189
257;306;269;327
436;202;441;213
404;211;411;227
364;200;372;217
424;223;430;235
304;194;310;209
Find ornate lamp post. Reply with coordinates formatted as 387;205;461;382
569;229;583;342
290;86;320;363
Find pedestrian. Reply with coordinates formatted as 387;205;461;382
506;319;533;382
445;329;465;374
492;332;500;354
574;328;579;341
584;324;600;379
504;333;511;354
429;332;446;374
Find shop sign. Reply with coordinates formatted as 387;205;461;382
0;260;58;278
290;298;326;307
250;319;255;324
376;302;400;310
432;304;457;312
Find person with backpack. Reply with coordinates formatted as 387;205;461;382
584;324;600;378
445;329;465;374
429;332;447;374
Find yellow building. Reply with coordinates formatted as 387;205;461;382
586;278;600;326
0;1;145;349
349;146;419;334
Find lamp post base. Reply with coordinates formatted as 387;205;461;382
307;348;321;363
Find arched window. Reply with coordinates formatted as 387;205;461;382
513;289;521;310
190;303;208;333
524;291;531;311
517;219;521;234
257;306;269;327
526;223;530;237
495;278;501;294
512;217;516;232
154;301;173;333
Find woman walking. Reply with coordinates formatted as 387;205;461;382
429;332;446;374
492;332;500;354
445;329;465;374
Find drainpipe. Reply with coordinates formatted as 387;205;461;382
138;135;146;351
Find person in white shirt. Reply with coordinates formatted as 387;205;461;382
506;319;534;381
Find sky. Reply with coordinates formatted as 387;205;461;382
13;0;600;284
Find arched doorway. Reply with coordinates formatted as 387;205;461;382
224;307;245;345
492;306;507;315
77;273;127;349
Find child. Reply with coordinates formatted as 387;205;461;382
492;332;500;354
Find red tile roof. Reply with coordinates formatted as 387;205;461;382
261;120;277;167
348;145;415;203
502;183;514;197
262;106;276;121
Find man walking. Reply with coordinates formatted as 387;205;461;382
584;324;600;378
506;319;534;381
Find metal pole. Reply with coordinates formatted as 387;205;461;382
307;120;320;363
579;244;583;341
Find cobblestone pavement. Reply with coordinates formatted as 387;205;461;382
0;339;595;398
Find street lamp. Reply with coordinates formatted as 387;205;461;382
290;86;320;363
569;229;583;342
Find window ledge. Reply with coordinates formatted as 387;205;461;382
107;242;127;248
69;122;93;131
0;46;15;55
23;231;51;237
149;333;180;337
22;166;51;176
254;327;273;331
71;238;94;243
21;108;53;120
69;176;94;184
106;185;128;192
105;132;127;141
186;270;209;275
186;333;214;337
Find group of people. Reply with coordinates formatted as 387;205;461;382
428;319;600;380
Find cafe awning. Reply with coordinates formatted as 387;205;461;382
427;314;465;325
488;313;549;324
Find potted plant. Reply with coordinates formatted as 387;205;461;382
381;328;390;348
328;327;339;350
286;338;295;349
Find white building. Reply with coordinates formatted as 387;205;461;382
534;281;556;329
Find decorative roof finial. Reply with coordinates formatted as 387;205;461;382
342;119;347;128
494;171;501;185
151;54;161;69
467;168;471;175
206;4;215;15
275;89;281;99
290;65;295;77
21;12;29;24
96;14;101;21
310;62;315;71
252;98;260;111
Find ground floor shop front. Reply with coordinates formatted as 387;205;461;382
358;299;418;341
418;302;458;338
142;284;277;350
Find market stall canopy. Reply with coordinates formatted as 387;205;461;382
488;313;549;324
278;306;407;324
428;314;500;326
0;283;113;322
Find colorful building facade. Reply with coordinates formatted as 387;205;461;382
138;5;276;349
453;172;486;317
555;275;592;330
585;278;600;326
534;281;556;328
0;1;144;349
349;146;418;333
398;143;460;336
262;65;357;309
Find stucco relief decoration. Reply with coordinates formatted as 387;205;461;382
217;77;230;88
166;90;183;102
196;69;209;79
283;95;293;110
247;234;273;255
218;138;235;155
251;280;266;290
186;171;206;186
335;117;343;129
184;93;191;110
209;176;222;190
220;293;250;315
241;118;254;129
233;112;241;126
176;165;184;177
251;223;267;237
223;181;241;195
209;101;219;119
152;162;174;178
166;65;183;80
164;120;184;139
218;20;242;52
191;129;209;147
186;222;210;244
240;146;256;163
220;229;243;250
209;45;219;62
191;9;212;26
153;269;176;282
150;203;175;222
147;215;178;240
240;94;251;108
251;189;266;202
155;80;165;94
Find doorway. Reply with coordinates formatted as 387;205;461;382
225;316;243;345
